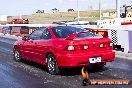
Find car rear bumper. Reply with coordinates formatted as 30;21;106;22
56;50;115;67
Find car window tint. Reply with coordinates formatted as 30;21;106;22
29;28;44;40
41;29;52;40
52;26;100;38
52;26;86;38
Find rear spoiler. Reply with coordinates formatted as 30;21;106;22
66;31;88;40
66;30;108;40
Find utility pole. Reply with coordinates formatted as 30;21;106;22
116;0;120;18
20;14;22;19
99;0;101;20
77;0;80;23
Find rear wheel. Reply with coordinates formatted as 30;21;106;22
47;54;60;75
14;48;22;62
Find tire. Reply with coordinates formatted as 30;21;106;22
14;48;22;62
47;54;60;75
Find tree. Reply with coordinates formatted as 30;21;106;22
36;10;44;13
68;9;74;12
52;8;59;13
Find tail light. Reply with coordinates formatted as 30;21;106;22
67;45;74;51
99;42;113;48
100;44;104;48
83;45;89;50
100;43;107;48
65;45;89;51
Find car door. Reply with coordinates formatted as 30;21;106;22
22;29;44;60
33;28;52;63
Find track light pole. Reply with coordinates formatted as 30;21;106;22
116;0;120;18
77;0;80;23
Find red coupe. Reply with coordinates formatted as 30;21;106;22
13;26;115;74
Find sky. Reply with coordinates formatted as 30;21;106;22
0;0;132;16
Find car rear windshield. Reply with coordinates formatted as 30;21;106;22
52;26;98;38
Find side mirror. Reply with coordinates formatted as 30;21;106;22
22;36;29;41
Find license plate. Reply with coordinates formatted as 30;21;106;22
89;57;101;63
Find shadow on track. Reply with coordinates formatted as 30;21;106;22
19;60;109;76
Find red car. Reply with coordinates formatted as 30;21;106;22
8;19;29;24
13;26;115;74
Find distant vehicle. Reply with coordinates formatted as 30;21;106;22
7;19;29;24
10;26;29;37
2;27;11;34
65;21;89;25
13;26;115;75
52;21;66;25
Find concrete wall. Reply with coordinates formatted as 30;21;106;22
117;30;129;53
129;31;132;52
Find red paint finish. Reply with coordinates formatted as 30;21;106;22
121;22;132;25
13;26;115;67
7;19;29;24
